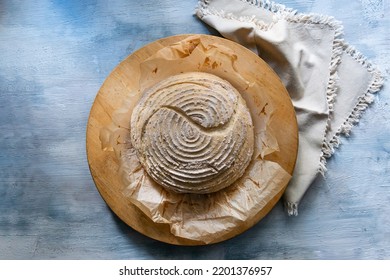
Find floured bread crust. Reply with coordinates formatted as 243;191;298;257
131;72;254;194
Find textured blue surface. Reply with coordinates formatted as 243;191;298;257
0;0;389;259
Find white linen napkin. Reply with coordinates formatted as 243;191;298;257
196;0;384;215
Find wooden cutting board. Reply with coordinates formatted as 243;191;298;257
86;34;298;245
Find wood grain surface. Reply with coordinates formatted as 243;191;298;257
0;0;389;259
86;34;298;245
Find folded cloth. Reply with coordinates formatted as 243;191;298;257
196;0;384;215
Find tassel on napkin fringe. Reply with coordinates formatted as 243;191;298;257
284;201;299;216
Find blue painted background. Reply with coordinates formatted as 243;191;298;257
0;0;389;259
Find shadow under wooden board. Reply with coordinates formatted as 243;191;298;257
86;34;298;245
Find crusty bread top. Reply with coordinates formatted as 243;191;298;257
131;72;254;194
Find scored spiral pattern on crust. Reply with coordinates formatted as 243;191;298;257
130;72;254;194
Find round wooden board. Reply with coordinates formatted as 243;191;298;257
86;34;298;245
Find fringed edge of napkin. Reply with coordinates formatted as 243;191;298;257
320;45;385;170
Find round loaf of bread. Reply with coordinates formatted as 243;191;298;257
130;72;254;194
